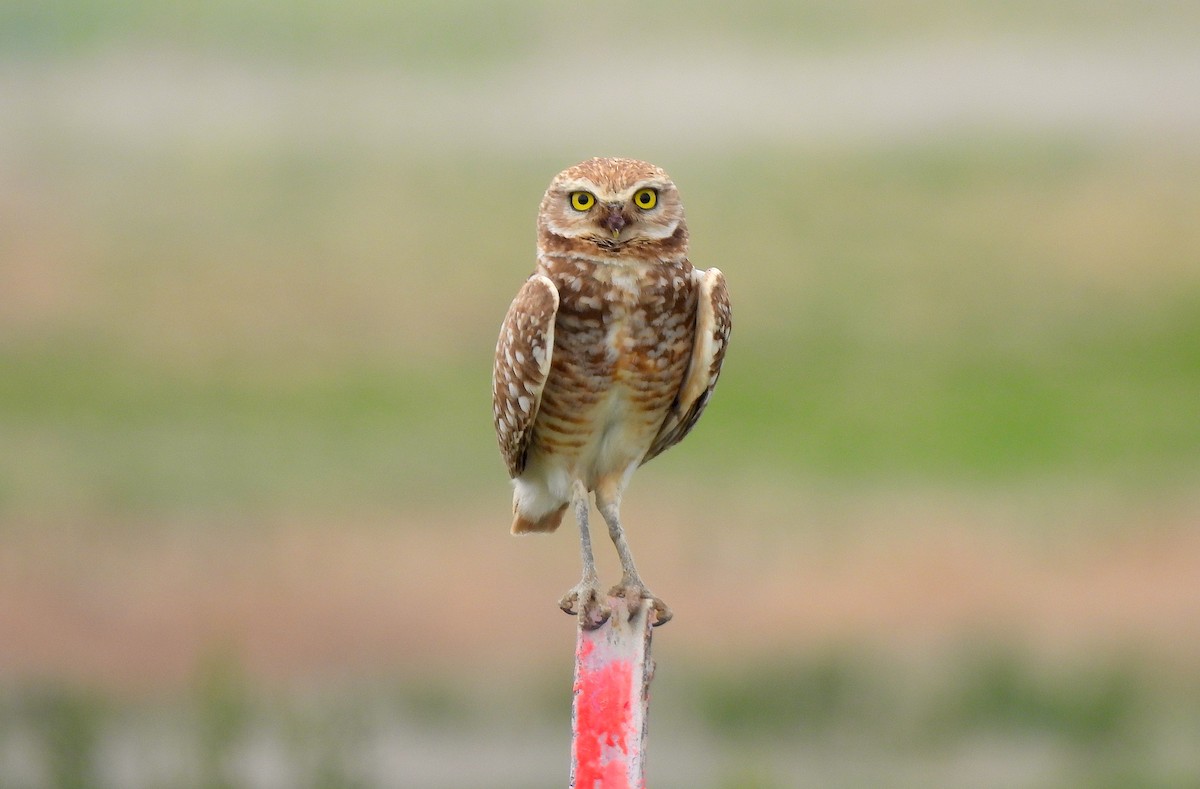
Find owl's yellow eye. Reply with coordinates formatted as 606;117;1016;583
633;188;658;210
570;191;595;211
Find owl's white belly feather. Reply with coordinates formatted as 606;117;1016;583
513;300;677;523
513;385;656;526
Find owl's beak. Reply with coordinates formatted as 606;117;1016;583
602;208;627;239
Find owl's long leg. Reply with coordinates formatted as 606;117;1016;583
595;487;673;626
558;479;610;629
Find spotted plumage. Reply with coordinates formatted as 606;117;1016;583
492;157;731;627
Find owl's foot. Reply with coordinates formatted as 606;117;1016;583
559;580;610;630
608;581;673;627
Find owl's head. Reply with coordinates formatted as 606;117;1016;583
537;157;687;259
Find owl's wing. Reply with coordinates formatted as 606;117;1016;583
493;274;559;478
643;267;732;464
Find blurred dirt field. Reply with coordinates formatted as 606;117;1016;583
4;491;1200;692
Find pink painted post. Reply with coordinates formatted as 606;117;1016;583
569;597;655;789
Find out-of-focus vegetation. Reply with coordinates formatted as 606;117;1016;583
5;143;1198;517
2;0;1199;787
4;0;1198;60
4;648;1199;788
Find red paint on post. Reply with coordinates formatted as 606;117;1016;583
573;658;634;788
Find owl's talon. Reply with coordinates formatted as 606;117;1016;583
608;582;672;627
559;582;610;629
649;598;673;627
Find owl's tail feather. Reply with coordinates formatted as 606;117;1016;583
512;503;568;534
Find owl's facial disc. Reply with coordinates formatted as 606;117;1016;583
544;174;680;250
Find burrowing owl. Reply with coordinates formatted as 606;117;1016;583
493;157;731;628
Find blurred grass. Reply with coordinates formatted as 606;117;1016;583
3;647;1198;788
3;0;1198;62
687;647;1168;749
4;686;107;789
0;345;486;514
3;140;1198;517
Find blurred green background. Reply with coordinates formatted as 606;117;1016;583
2;2;1199;787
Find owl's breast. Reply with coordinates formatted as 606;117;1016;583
530;256;697;478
